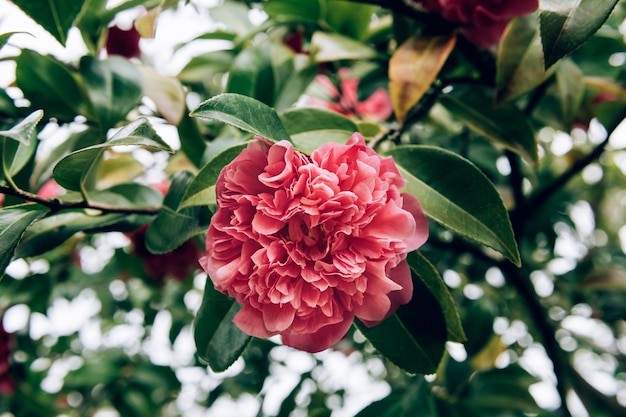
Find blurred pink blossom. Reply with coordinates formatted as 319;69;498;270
200;133;428;352
306;72;393;121
415;0;539;48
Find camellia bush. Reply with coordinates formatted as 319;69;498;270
1;0;626;416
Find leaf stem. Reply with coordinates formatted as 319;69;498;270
0;184;161;215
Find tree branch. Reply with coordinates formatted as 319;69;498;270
0;185;161;215
524;135;610;218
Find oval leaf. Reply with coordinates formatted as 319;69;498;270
439;90;538;166
0;109;43;146
10;0;85;45
190;93;291;143
145;171;211;254
53;118;173;192
280;107;357;154
310;31;379;62
180;143;247;209
540;0;620;69
496;13;548;104
15;210;126;258
194;277;251;372
356;273;448;374
15;49;93;121
407;251;466;343
0;204;49;278
389;33;456;123
386;145;521;266
79;56;144;129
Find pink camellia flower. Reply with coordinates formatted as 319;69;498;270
414;0;538;48
306;71;394;121
200;133;428;352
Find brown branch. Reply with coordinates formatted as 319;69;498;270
0;185;161;215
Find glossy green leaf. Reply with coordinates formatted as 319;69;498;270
264;0;322;23
355;275;447;374
0;110;41;185
10;0;86;45
274;62;319;112
86;183;164;211
386;146;521;266
540;0;620;69
15;210;126;258
2;126;37;183
407;252;466;343
0;204;49;278
439;91;538;166
324;1;378;41
53;118;173;193
0;31;28;52
194;275;251;371
280;107;357;154
311;31;379;62
0;109;43;145
190;93;291;142
496;13;547;104
79;56;143;129
227;44;275;106
145;171;211;254
180;143;247;209
555;59;585;127
15;49;93;121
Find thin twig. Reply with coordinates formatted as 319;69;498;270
0;184;161;215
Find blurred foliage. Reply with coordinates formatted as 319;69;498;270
0;0;626;416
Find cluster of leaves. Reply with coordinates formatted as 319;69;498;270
1;0;626;416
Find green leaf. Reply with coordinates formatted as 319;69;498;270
555;59;585;127
496;13;548;104
386;146;521;266
439;90;538;166
0;109;43;145
407;252;466;343
0;31;29;52
10;0;86;45
274;62;319;112
540;0;620;69
15;210;126;258
311;31;379;62
145;171;211;254
79;56;143;129
2;127;38;184
86;183;164;211
227;44;276;106
15;49;93;121
190;93;291;142
0;110;41;185
323;1;378;41
180;143;247;209
280;107;357;154
264;0;322;23
355;275;448;374
194;276;251;371
0;204;49;278
53;118;173;193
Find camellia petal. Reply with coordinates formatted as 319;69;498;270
201;133;429;352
